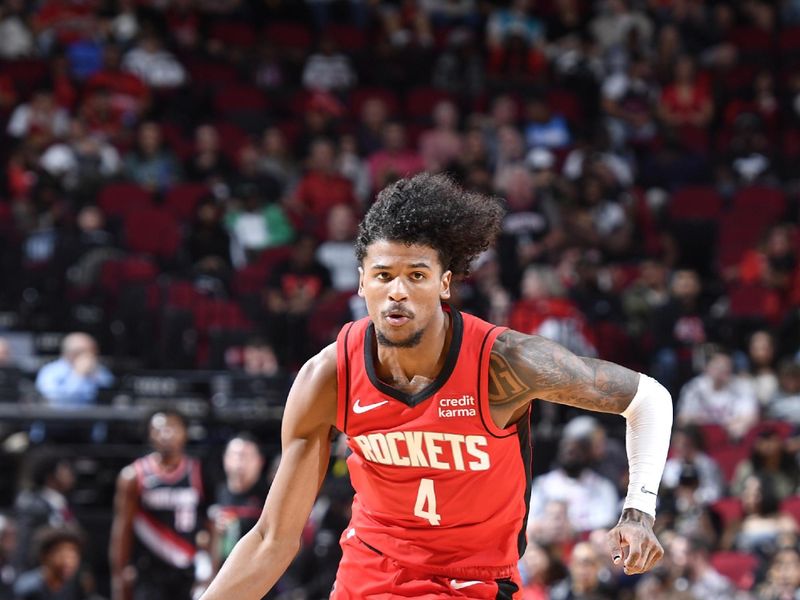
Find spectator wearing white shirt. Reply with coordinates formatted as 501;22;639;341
662;426;725;504
122;32;187;89
301;36;356;93
316;204;359;292
527;435;619;534
7;89;69;144
678;351;759;440
0;0;33;59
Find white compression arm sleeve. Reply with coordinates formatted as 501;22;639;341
620;373;673;518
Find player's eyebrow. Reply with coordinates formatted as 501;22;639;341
370;264;392;270
407;262;431;270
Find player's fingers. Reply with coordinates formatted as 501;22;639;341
643;540;664;572
607;529;624;565
623;534;644;573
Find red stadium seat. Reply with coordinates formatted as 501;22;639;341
405;87;453;120
326;24;367;51
160;122;193;160
100;257;158;297
732;186;786;223
718;212;769;269
710;497;744;528
780;27;800;52
698;424;729;451
213;84;269;115
710;551;759;590
780;496;800;528
708;444;749;483
185;59;239;87
232;264;269;297
98;183;153;218
264;22;312;49
677;125;710;154
212;122;250;161
210;22;257;48
728;284;780;322
164;280;204;310
164;183;209;222
668;186;723;221
308;291;354;348
124;208;181;258
256;245;293;275
0;59;48;93
728;27;774;62
546;88;582;124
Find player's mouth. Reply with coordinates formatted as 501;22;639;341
382;307;413;326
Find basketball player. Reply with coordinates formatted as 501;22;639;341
110;410;205;600
201;173;673;599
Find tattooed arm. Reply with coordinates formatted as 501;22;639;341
491;329;672;576
488;329;640;425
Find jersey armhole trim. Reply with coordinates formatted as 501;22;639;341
336;322;355;434
477;326;517;439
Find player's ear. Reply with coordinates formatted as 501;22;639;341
440;270;452;300
357;266;365;297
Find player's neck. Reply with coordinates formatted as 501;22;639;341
375;309;451;388
155;452;184;471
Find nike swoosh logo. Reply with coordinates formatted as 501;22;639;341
641;486;658;496
353;399;389;414
449;580;482;590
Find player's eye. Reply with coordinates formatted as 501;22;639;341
410;272;425;280
375;272;391;280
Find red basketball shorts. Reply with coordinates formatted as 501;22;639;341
329;529;523;599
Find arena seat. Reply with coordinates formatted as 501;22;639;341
710;551;759;590
710;497;744;528
210;21;257;48
668;186;723;221
779;496;800;528
98;183;153;218
326;24;367;52
124;208;181;258
708;444;749;483
164;183;209;222
264;22;313;50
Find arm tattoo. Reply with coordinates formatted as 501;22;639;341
488;353;531;405
491;331;640;414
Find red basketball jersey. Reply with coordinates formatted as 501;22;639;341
335;306;532;580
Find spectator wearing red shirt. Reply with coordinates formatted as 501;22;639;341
658;55;713;128
85;45;150;122
289;137;357;239
367;121;425;194
509;264;597;357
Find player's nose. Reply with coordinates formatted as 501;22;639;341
387;278;408;301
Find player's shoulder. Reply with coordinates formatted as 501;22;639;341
284;343;338;427
489;328;530;359
289;342;338;400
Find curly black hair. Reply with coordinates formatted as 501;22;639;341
355;173;504;277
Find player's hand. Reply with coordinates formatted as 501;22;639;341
607;508;663;575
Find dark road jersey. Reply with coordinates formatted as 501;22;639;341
132;454;204;571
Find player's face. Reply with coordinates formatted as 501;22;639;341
149;413;187;457
223;438;264;493
358;240;451;348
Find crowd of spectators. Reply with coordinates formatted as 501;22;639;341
0;0;800;598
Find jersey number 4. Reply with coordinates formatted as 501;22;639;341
414;478;441;526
